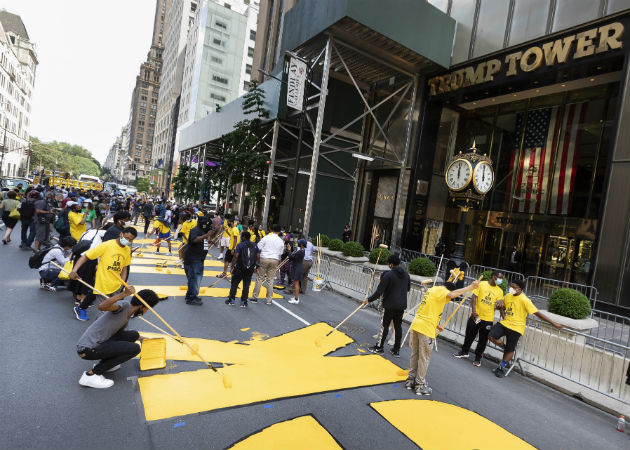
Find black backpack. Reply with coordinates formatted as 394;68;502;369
19;200;35;220
28;245;57;269
73;230;98;255
237;241;258;271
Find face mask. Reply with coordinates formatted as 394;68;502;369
496;278;503;285
120;237;132;247
509;287;517;295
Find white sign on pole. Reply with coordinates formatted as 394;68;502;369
286;57;307;111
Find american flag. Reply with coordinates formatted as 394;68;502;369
507;103;587;215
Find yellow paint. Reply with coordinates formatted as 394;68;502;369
132;258;223;267
370;399;535;450
134;238;183;246
240;328;250;332
139;338;167;371
131;285;283;299
357;348;366;353
138;323;406;421
228;415;341;450
247;331;269;342
130;265;223;277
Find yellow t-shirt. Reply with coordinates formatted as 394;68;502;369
500;293;538;335
229;226;240;250
84;239;131;295
473;281;504;322
68;211;86;241
222;222;231;238
153;220;170;235
410;286;451;339
248;229;257;242
181;219;197;243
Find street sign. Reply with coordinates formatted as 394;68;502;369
286;56;307;111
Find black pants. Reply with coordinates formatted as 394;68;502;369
229;266;255;301
20;219;35;246
461;317;493;358
143;216;152;234
78;329;140;375
80;288;117;310
378;308;404;351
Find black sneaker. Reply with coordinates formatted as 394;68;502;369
390;348;400;358
493;367;505;378
225;298;235;306
452;350;469;359
473;357;481;367
368;345;384;354
249;297;258;304
240;300;247;308
186;298;203;306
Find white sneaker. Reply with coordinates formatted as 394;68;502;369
218;254;224;260
288;298;300;304
79;372;114;389
168;252;173;256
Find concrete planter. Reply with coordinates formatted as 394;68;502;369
340;255;369;263
321;248;343;257
363;262;390;271
538;310;599;331
409;273;443;284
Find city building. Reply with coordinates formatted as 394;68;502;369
0;10;37;178
121;0;171;184
177;0;630;311
151;0;198;196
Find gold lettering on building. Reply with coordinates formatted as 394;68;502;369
428;22;625;95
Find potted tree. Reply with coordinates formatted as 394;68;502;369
408;257;438;284
340;241;368;263
364;247;391;271
322;238;344;257
539;288;598;332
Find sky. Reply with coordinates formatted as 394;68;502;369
1;0;157;164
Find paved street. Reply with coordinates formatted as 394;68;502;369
0;232;627;450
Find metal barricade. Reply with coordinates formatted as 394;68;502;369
590;308;630;348
468;264;525;282
524;276;599;311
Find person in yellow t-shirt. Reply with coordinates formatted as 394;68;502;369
147;218;172;254
406;276;479;396
67;202;88;241
218;220;240;278
69;227;137;320
453;272;505;367
218;219;231;260
489;279;563;378
180;216;198;244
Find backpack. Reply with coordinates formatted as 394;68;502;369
19;201;35;220
237;241;258;271
28;245;57;269
73;229;98;255
54;215;66;233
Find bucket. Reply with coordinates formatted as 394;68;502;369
313;277;324;292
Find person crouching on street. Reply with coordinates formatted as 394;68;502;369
39;236;77;291
363;254;410;357
225;231;260;307
405;273;479;395
76;286;163;388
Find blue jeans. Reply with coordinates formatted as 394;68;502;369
39;267;63;287
184;260;204;300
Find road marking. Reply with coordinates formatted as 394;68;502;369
272;300;311;326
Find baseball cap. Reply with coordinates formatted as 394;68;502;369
66;201;77;207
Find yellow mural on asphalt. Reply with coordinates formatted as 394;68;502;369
228;415;341;450
130;265;223;277
371;399;535;450
132;285;283;299
131;258;224;267
137;323;406;421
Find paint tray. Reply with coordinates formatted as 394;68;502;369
139;338;167;371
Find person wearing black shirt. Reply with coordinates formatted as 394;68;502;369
183;216;214;306
102;212;131;242
342;224;352;243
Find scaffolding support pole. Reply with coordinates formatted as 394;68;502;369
262;120;279;229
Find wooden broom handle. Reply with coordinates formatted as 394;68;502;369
437;275;483;334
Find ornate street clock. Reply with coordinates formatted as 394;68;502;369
445;143;494;209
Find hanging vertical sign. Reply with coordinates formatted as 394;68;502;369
286;57;307;111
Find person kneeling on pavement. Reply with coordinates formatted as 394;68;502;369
76;286;163;389
39;236;77;291
363;254;410;357
405;273;479;396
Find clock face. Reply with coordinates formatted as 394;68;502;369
445;159;472;191
473;162;494;194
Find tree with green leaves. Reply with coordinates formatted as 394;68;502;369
30;137;101;176
136;176;150;193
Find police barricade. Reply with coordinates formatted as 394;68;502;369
468;264;525;282
524;276;598;310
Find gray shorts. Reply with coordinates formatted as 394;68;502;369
35;222;49;243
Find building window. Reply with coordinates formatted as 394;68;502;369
215;20;227;30
212;74;229;85
211;55;223;64
243;81;250;91
210;93;226;102
246;64;252;75
213;38;223;46
224;3;231;9
250;29;256;40
247;46;255;58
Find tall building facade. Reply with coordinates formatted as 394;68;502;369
0;10;37;178
151;0;198;195
122;0;171;184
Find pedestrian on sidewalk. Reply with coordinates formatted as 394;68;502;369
342;224;352;243
453;271;504;367
404;274;479;396
363;254;410;357
287;239;306;304
183;216;214;306
251;224;284;305
489;279;563;378
76;286;162;389
300;237;314;294
70;227;136;321
1;190;19;244
225;231;260;307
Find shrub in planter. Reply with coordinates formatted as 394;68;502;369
481;270;508;294
342;241;365;257
316;234;331;247
548;288;591;320
408;257;437;277
369;247;391;264
328;238;344;251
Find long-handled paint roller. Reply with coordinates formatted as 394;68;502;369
315;244;388;347
111;272;232;388
400;255;445;348
436;274;484;335
136;316;183;343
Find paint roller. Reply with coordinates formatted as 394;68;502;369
315;244;388;347
436;274;483;335
111;272;232;388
